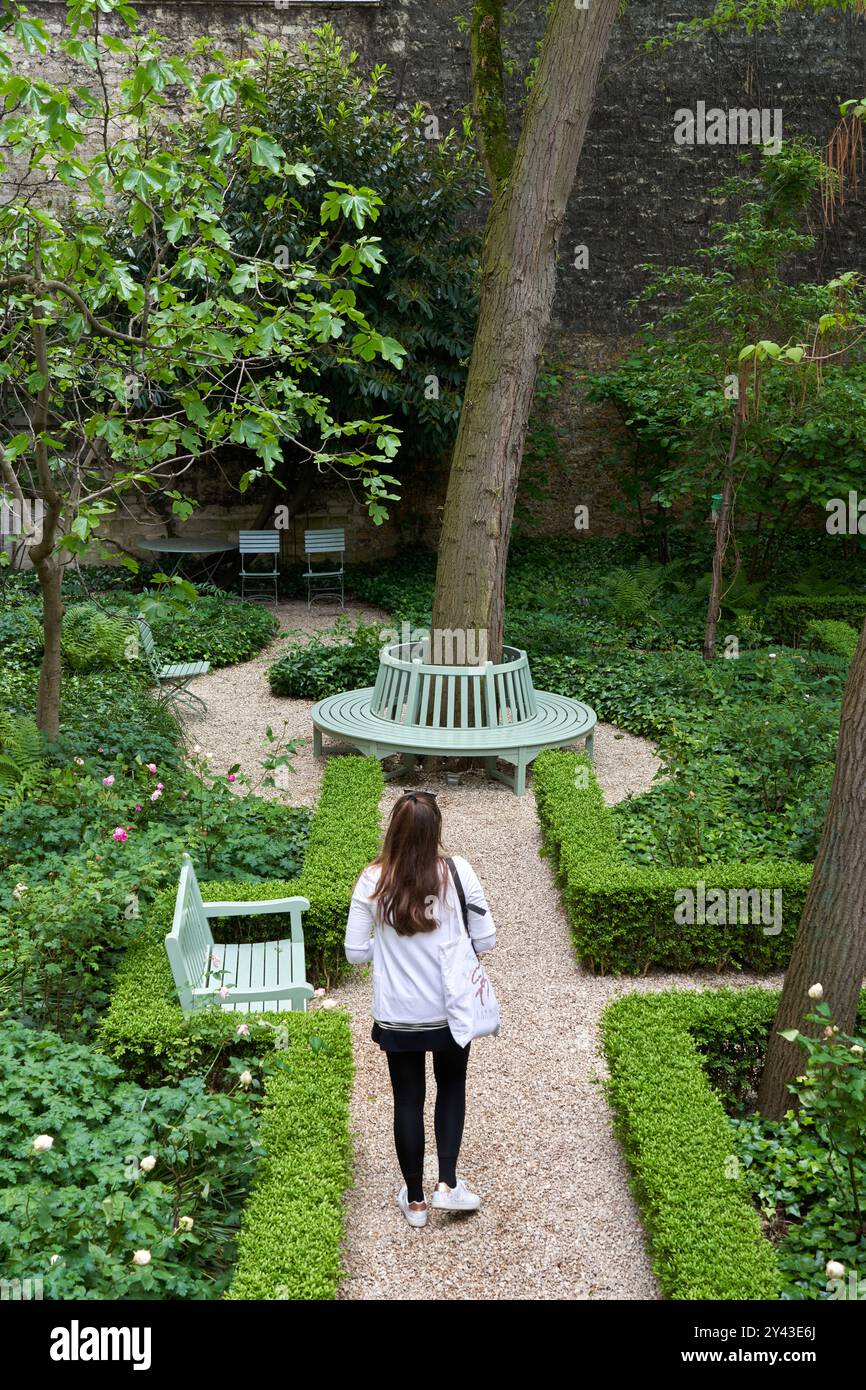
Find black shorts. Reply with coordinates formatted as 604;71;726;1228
371;1021;468;1053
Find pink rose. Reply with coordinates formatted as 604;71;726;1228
113;827;128;843
147;763;157;774
134;805;142;812
102;775;115;787
156;782;164;791
218;986;230;1000
236;1023;250;1037
227;773;236;783
150;789;162;802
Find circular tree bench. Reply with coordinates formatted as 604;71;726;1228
311;642;596;796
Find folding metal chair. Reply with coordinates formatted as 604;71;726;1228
303;528;345;608
239;530;280;606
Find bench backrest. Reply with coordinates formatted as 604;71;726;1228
135;616;162;680
239;530;280;555
304;528;345;556
165;854;215;1009
372;645;538;730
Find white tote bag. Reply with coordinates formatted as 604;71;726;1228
439;858;500;1048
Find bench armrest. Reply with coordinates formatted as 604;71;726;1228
203;896;310;919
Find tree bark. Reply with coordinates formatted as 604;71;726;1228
35;556;64;738
431;0;617;660
757;615;866;1119
702;413;738;662
27;236;66;738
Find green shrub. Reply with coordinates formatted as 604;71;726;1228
269;620;384;699
805;618;860;662
602;987;784;1299
146;595;279;668
225;24;483;456
0;1019;263;1299
534;749;809;973
100;755;382;1081
0;604;42;665
0;850;167;1034
765;594;866;646
226;1010;354;1300
734;1108;866;1300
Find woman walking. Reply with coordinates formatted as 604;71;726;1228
345;789;496;1228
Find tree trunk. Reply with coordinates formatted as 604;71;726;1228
702;413;738;662
35;556;64;739
431;0;617;659
757;616;866;1119
27;237;66;739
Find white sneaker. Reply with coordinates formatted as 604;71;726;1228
431;1178;481;1212
398;1186;428;1227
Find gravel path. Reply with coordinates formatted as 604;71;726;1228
187;603;781;1301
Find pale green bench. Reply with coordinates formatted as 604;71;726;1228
312;643;596;796
165;854;314;1013
136;616;210;713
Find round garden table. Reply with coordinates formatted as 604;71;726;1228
137;537;235;585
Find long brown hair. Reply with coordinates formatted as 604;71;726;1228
370;791;447;936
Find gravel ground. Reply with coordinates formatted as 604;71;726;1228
187;602;782;1301
178;599;390;807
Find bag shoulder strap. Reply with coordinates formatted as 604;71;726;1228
445;856;469;936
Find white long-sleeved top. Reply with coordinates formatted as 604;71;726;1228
344;855;496;1026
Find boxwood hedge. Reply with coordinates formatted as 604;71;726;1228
602;986;866;1300
226;1010;354;1301
100;754;383;1080
534;749;810;973
765;594;866;646
602;987;784;1300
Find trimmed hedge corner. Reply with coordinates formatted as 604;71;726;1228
601;987;784;1300
766;593;866;646
533;748;810;973
100;754;383;1081
226;1010;354;1301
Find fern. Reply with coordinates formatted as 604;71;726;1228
0;712;47;804
605;563;666;629
61;603;135;673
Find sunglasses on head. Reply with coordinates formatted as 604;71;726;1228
401;787;439;802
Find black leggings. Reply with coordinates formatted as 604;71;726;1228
386;1046;471;1203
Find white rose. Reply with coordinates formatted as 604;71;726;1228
807;983;824;1001
32;1134;54;1152
12;883;27;900
851;1045;864;1058
140;1154;157;1173
322;999;338;1010
239;1070;253;1090
176;1215;194;1232
49;1254;61;1266
132;1250;151;1267
826;1260;845;1280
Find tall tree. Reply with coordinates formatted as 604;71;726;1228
757;615;866;1119
0;3;402;737
431;0;618;658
